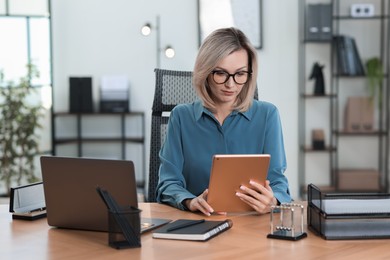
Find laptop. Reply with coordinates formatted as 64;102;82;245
207;154;270;212
40;156;170;233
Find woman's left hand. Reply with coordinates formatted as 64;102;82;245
235;180;277;214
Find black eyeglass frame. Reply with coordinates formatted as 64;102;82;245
210;70;252;85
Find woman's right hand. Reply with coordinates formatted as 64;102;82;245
184;189;214;216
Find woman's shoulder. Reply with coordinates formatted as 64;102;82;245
171;101;201;117
172;102;196;112
174;102;193;108
252;99;279;112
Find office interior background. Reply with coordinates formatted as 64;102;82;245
0;0;389;200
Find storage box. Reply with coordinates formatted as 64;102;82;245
344;96;374;133
337;169;380;191
311;129;325;150
308;184;390;240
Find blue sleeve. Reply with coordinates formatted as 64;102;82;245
263;105;291;203
156;107;195;210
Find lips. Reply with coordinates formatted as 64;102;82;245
222;90;235;95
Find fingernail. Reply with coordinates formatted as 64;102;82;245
240;185;245;190
249;180;255;185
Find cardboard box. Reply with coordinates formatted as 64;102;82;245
311;129;325;150
344;96;374;132
337;169;380;191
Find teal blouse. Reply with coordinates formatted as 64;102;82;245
156;100;291;210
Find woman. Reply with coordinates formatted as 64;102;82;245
156;27;291;216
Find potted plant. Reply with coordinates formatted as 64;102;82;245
365;57;384;107
0;64;44;196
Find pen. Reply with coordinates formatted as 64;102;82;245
167;219;205;232
28;207;46;213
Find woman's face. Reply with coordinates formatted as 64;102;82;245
207;49;249;107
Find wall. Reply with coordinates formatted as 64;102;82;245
51;0;300;198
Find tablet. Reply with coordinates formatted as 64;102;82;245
207;154;270;212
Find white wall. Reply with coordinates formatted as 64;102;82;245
51;0;300;198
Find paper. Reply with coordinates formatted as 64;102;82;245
101;75;128;91
312;198;390;214
12;183;45;213
100;75;129;101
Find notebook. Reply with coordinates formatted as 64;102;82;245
40;156;170;233
152;219;233;241
207;154;270;212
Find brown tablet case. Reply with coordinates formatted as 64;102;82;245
207;154;270;212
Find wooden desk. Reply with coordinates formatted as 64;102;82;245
1;203;390;259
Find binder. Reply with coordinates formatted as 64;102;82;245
306;4;321;41
344;36;357;75
334;36;348;75
333;35;365;76
306;4;332;41
69;77;93;113
350;37;365;76
319;4;332;41
344;36;365;76
334;35;365;76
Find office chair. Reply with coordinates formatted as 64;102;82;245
148;69;197;202
148;68;259;202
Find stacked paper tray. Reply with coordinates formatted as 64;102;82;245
307;184;390;240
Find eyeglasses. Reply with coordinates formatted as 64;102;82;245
211;70;251;85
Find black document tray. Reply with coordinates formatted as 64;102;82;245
307;184;390;240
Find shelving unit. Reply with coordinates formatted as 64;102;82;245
52;112;146;188
299;0;389;199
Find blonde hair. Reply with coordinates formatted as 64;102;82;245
193;27;258;112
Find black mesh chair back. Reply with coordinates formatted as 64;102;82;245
148;68;259;202
148;69;197;202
